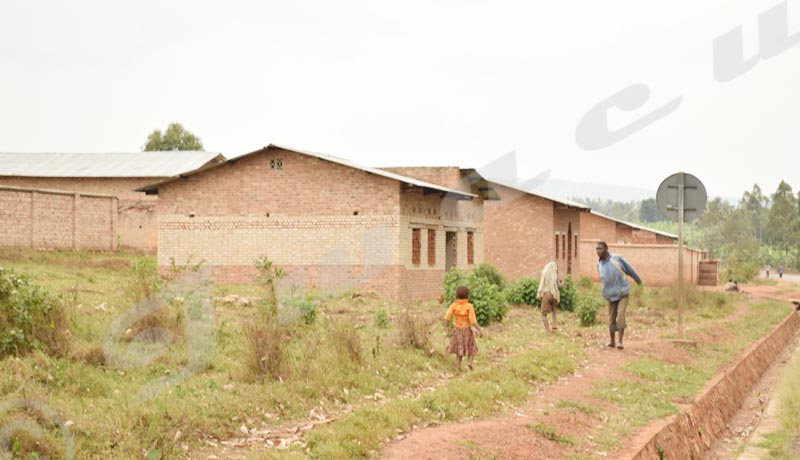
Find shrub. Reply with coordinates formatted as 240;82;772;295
504;278;540;308
329;318;362;365
576;294;604;326
243;316;289;380
577;276;593;290
373;308;389;329
396;309;432;350
255;256;285;312
558;276;578;312
0;267;69;358
443;267;510;326
470;262;507;290
280;289;318;326
130;257;159;302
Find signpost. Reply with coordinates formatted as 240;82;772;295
656;172;707;339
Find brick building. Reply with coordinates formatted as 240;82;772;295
0;152;223;251
140;145;489;300
380;169;695;285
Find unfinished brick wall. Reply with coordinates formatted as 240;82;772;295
578;240;706;285
484;183;554;281
156;148;481;300
0;186;117;251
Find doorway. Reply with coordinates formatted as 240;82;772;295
445;231;457;272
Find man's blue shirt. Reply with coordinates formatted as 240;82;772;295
597;254;641;302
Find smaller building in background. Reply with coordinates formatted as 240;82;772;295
0;152;223;252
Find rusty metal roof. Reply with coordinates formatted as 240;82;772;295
0;152;224;178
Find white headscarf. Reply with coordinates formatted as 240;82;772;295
537;261;560;302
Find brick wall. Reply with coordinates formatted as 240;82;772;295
579;212;618;243
553;208;582;277
118;202;158;252
0;186;117;251
578;240;707;285
0;176;160;252
0;176;156;205
381;166;468;192
156;148;481;300
484;183;554;281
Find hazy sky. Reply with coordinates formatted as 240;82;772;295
1;0;798;198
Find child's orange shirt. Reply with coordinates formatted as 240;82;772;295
445;299;477;329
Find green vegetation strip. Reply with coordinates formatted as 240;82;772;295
306;338;584;459
591;298;793;454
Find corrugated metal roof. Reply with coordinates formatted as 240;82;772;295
140;144;477;199
0;152;224;178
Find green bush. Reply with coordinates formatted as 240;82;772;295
577;276;593;290
280;289;318;326
373;308;389;329
503;278;541;308
576;294;604;326
0;267;69;358
470;262;507;290
558;276;578;312
443;267;509;326
130;257;159;301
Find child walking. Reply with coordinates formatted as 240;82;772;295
444;285;483;372
537;261;563;334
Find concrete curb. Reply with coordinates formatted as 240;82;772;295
629;310;800;460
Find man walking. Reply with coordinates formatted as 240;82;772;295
596;241;642;350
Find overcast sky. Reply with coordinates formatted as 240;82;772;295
1;0;798;199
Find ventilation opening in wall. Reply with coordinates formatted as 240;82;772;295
269;158;284;170
266;212;270;217
353;211;359;216
189;212;195;218
138;225;142;229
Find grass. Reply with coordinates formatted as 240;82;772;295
528;422;576;446
588;296;793;454
0;248;795;460
0;248;585;460
748;342;800;459
556;399;598;415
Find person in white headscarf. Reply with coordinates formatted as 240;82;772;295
537;261;563;334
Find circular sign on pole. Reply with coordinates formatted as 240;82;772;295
656;172;707;223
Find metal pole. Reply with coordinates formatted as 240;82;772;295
677;173;685;339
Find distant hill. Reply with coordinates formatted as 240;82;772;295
532;178;655;202
532;178;738;205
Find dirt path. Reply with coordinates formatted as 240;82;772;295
380;286;800;460
380;327;695;460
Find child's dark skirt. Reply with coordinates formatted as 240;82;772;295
447;327;478;356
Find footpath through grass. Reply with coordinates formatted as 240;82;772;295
1;248;795;460
0;249;586;460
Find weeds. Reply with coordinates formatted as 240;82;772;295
528;423;575;446
243;315;289;381
396;309;432;350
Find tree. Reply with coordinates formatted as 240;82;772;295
638;198;661;222
740;184;768;243
143;122;204;151
766;181;798;252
